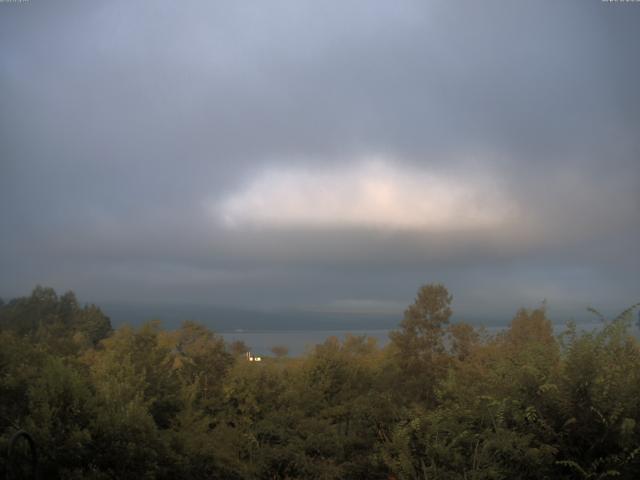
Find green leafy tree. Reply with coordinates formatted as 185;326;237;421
24;358;94;479
271;345;289;358
89;351;165;479
389;283;453;405
2;284;639;480
0;286;112;354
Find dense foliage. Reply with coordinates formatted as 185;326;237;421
1;285;639;479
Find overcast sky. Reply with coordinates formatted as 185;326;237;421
1;0;638;323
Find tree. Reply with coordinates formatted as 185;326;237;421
0;287;112;353
229;340;250;357
448;322;480;361
24;358;94;478
271;345;289;358
160;321;232;406
389;283;453;405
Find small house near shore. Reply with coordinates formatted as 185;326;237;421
245;351;262;362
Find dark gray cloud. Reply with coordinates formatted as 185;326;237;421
1;0;638;323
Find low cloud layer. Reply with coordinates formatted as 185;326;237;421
217;158;515;232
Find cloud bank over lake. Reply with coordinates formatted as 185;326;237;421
0;0;638;322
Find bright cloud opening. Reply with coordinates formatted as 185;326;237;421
216;159;517;232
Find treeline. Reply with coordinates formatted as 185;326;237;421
1;285;639;479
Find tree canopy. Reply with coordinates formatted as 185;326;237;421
1;285;639;479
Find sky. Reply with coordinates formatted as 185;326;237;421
1;0;639;325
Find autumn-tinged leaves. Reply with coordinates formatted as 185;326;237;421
1;285;639;479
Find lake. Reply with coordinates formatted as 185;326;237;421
220;321;608;357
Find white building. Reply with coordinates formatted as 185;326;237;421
245;351;262;362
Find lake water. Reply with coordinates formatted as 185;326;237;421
220;321;608;357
